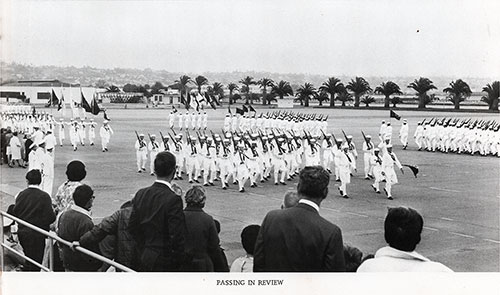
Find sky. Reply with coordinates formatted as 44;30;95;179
2;0;499;78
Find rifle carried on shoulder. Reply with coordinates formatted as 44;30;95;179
135;131;146;148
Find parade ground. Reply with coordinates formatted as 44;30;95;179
1;106;499;272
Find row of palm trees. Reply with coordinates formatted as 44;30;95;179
171;75;499;111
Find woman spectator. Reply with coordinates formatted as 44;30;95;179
181;185;225;272
53;160;87;215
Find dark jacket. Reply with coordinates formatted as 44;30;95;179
79;207;136;270
57;207;102;271
181;207;226;272
253;203;346;272
13;187;56;237
128;181;186;271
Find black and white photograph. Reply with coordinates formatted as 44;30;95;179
1;0;499;293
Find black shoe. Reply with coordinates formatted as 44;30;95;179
365;176;371;180
178;177;183;180
388;196;393;200
90;143;94;146
239;188;245;193
260;179;265;183
142;168;146;171
203;183;209;186
138;170;142;173
102;149;105;152
194;179;199;183
209;182;214;186
189;180;193;183
105;148;108;151
224;182;229;187
336;179;340;182
275;182;279;185
280;181;286;185
371;184;377;192
343;195;349;199
368;174;374;179
222;186;227;190
250;183;256;188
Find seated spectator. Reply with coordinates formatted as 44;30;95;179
213;219;229;272
53;160;87;215
2;205;25;271
281;191;299;209
13;169;56;271
343;245;363;272
230;224;260;272
57;184;102;272
77;201;136;271
181;185;225;272
357;207;453;272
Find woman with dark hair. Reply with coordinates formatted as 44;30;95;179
53;160;87;214
181;185;225;272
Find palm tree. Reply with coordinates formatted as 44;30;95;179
227;83;239;104
361;95;376;107
319;77;344;107
175;75;192;98
105;85;120;93
271;80;294;100
407;77;437;109
481;81;499;111
193;75;209;94
314;90;330;106
346;77;372;108
211;82;224;100
374;81;402;108
443;79;472;110
257;78;275;105
336;86;353;107
296;83;316;107
239;76;256;104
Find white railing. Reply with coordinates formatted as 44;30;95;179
0;210;135;272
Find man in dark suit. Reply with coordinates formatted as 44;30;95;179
13;169;56;271
128;151;186;271
253;166;346;272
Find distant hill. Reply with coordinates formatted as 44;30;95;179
0;62;494;93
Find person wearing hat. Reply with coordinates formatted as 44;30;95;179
362;135;375;179
345;135;358;175
272;137;287;186
44;129;57;155
185;136;201;183
235;143;250;192
223;113;232;132
148;134;160;175
54;118;66;146
177;110;184;130
381;144;403;200
338;143;354;198
69;120;79;151
398;119;409;150
333;138;343;181
184;111;191;130
78;119;87;146
135;133;148;173
218;138;233;189
8;131;25;168
201;137;217;186
172;134;185;180
13;169;56;271
321;133;334;174
99;120;113;152
168;110;176;129
414;121;424;151
378;121;387;143
369;148;384;194
88;118;97;146
31;124;44;145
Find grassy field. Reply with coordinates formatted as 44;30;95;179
1;106;499;271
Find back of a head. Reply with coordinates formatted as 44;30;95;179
343;245;363;272
384;207;423;252
241;224;261;255
282;191;299;209
154;151;176;178
66;160;86;182
185;185;206;208
297;166;330;200
26;169;42;185
73;184;94;208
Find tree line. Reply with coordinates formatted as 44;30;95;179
104;76;499;111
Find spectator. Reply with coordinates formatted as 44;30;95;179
4;129;13;166
128;151;186;271
343;245;363;272
53;160;87;215
180;185;226;272
213;219;229;272
357;207;453;272
281;191;299;209
12;169;56;271
8;131;25;168
230;224;260;272
2;205;25;271
57;184;102;272
77;200;136;271
23;133;33;167
254;166;346;272
1;128;6;164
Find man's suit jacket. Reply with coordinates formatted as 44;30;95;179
128;181;186;271
253;203;345;272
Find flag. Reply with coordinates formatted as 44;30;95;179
236;108;244;115
32;106;36;116
103;110;110;121
249;105;256;113
58;92;64;111
172;106;178;113
81;91;92;113
91;95;101;115
242;105;249;113
390;110;401;120
180;92;189;109
210;94;221;106
402;164;419;178
51;89;59;106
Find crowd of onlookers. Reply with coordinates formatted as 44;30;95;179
2;151;453;272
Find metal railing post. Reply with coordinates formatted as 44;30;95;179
0;214;4;271
48;237;54;271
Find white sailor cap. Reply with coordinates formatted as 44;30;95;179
325;133;332;137
384;134;391;140
207;137;213;141
347;135;353;139
374;148;380;152
103;120;109;124
191;136;197;141
277;137;285;142
341;143;349;149
237;143;245;148
150;134;156;138
175;134;182;139
223;138;230;143
386;144;393;148
139;133;145;137
234;136;241;141
366;135;372;138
